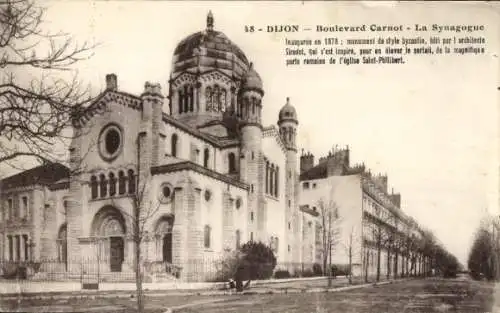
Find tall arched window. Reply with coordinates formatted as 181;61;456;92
274;166;279;197
204;225;211;248
183;85;189;113
128;169;136;194
213;85;220;112
109;172;117;196
203;148;209;168
118;171;126;195
178;90;183;114
58;224;67;265
220;89;226;111
189;86;194;112
265;161;269;194
205;87;212;111
269;165;274;196
99;174;107;198
228;152;236;173
90;176;98;199
171;134;178;157
235;230;241;249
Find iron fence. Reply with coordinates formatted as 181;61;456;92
0;258;355;283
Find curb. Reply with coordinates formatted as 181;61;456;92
163;279;412;312
0;278;412;302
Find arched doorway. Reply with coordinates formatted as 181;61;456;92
155;215;174;264
91;206;126;272
57;224;67;271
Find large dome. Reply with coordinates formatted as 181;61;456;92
171;11;250;78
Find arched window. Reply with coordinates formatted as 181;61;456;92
178;90;183;114
273;237;280;253
118;171;126;195
109;172;117;196
183;85;189;113
265;161;269;194
274;166;279;197
99;174;107;198
128;169;136;194
235;230;241;249
90;176;98;199
204;225;211;248
171;134;178;157
228;152;236;173
221;89;226;111
269;165;274;196
252;98;256;115
206;87;212;111
203;148;209;168
58;224;67;264
213;85;220;112
189;86;194;112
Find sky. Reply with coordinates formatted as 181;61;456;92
6;1;499;265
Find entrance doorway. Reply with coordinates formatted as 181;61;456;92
162;233;172;263
155;215;174;270
110;236;124;272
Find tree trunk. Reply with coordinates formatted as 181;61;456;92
386;247;391;280
135;238;144;313
364;249;369;283
348;244;352;284
376;234;381;282
394;250;399;278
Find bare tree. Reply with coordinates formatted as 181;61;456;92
342;225;361;284
0;0;96;169
317;196;340;285
111;171;160;313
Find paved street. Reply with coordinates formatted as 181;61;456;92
1;275;499;313
177;276;499;313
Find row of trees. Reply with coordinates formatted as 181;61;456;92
468;216;500;281
365;211;460;281
316;188;460;284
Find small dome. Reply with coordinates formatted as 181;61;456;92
241;63;263;91
279;97;297;122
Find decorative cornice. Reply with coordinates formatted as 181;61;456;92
299;205;319;217
73;90;143;128
49;180;70;191
162;113;239;148
262;125;287;154
151;161;249;190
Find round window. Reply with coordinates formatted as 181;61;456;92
204;190;212;201
99;124;123;162
159;183;173;204
162;186;171;198
105;129;120;155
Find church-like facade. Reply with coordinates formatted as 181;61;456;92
0;12;316;281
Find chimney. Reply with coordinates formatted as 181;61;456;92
300;152;314;173
106;73;117;91
391;193;401;208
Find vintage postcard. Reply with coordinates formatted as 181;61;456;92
0;1;498;312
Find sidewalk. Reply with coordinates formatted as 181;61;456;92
0;276;408;300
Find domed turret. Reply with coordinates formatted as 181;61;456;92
278;97;298;152
241;63;263;94
278;97;297;123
